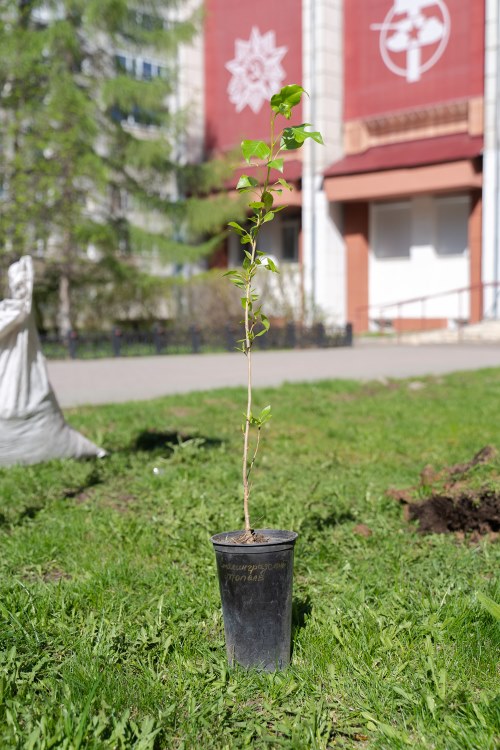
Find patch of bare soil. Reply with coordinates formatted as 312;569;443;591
353;523;373;538
388;446;500;536
42;568;72;583
22;566;72;583
104;492;137;513
406;491;500;535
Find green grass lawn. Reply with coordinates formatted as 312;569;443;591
1;369;499;749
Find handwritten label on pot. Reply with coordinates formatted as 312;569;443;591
220;560;287;583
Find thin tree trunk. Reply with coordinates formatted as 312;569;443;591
57;271;72;337
242;257;252;532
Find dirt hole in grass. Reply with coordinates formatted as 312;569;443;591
389;446;500;536
405;491;500;535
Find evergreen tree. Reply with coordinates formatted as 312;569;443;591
0;0;234;334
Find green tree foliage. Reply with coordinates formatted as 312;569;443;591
0;0;234;333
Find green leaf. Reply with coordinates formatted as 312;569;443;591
223;270;243;281
241;140;271;163
249;201;265;209
477;592;500;621
264;257;279;273
228;221;246;236
277;177;293;191
262;212;275;223
425;695;436;717
270;85;305;119
236;174;259;190
281;124;324;151
471;703;488;728
267;158;284;172
261;313;270;330
258;405;272;424
261;191;273;210
254;313;271;337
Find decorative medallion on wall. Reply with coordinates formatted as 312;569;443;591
225;27;287;113
371;0;450;83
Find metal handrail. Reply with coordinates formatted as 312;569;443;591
355;281;500;335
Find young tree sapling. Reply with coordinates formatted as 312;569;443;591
225;84;323;542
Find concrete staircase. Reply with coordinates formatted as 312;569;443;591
398;320;500;344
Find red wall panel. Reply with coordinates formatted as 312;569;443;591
204;0;302;153
344;0;484;120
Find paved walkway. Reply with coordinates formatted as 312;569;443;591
47;341;500;408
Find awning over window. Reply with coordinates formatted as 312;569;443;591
324;134;483;202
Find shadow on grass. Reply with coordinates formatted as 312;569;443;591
0;466;105;529
291;595;312;660
312;511;356;530
292;595;312;637
132;430;223;453
63;465;103;499
300;510;356;537
18;505;43;521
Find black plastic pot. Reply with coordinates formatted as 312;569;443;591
211;529;298;670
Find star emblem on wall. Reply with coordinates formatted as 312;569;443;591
225;27;287;114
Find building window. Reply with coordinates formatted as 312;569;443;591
128;10;167;32
115;54;168;81
372;201;411;259
282;221;299;262
112;54;168;126
435;196;468;256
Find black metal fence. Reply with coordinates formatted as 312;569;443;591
40;322;353;360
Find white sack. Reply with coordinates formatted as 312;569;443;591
0;256;106;466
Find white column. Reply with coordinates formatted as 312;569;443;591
176;0;205;164
302;0;345;324
482;0;500;317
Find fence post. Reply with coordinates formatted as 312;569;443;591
67;330;78;359
225;325;236;351
345;322;353;347
285;322;296;349
153;323;163;355
112;327;122;357
315;322;326;347
190;325;201;354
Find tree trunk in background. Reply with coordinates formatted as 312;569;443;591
57;272;72;337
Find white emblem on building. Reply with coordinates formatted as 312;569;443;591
225;27;287;113
371;0;450;83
